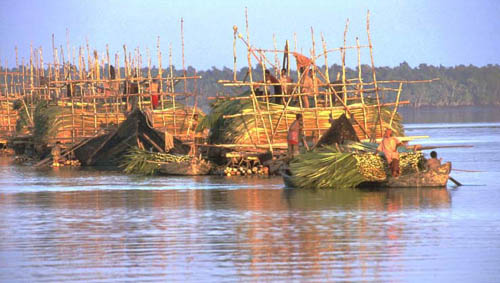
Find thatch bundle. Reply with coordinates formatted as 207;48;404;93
20;101;71;143
149;103;205;141
120;146;193;175
13;98;205;145
289;144;425;189
199;96;404;147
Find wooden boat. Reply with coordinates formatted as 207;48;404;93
158;158;212;176
384;162;451;187
74;109;189;167
282;162;452;188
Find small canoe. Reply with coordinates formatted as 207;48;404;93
384;162;452;187
158;158;212;176
282;162;452;188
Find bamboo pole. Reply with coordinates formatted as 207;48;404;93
114;53;121;115
356;37;368;138
244;7;272;150
181;18;187;94
78;47;85;136
157;37;166;129
136;47;143;110
389;82;403;127
341;19;349;106
3;60;10;132
260;54;276;142
169;44;177;136
233;25;238;81
90;49;98;134
69;51;76;144
366;10;385;139
310;27;321;141
320;33;333;110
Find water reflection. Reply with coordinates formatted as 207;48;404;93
0;187;451;281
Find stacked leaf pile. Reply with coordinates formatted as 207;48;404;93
199;91;405;147
289;143;425;189
121;146;192;175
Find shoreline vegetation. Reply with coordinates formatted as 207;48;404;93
2;62;499;111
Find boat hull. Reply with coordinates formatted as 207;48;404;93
282;162;452;188
158;159;212;176
384;162;451;187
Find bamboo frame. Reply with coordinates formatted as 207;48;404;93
0;24;203;148
209;11;434;154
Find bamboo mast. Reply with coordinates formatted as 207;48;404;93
136;47;143;110
366;10;385;139
78;47;84;136
105;44;111;115
29;44;34;109
90;49;98;134
3;60;10;132
310;27;321;141
69;49;75;144
341;19;349;107
114;53;121;116
169;44;177;136
39;48;45;100
356;37;368;138
320;33;333;110
157;36;166;129
0;58;5;132
181;18;187;94
233;26;238;81
260;54;275;143
244;8;273;150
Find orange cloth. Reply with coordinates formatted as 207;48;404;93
293;52;312;69
287;120;301;144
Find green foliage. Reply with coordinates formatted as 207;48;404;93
290;145;365;189
32;101;70;143
120;147;192;175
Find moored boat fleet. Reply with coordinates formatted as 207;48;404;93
0;12;457;188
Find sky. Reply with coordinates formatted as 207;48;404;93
0;0;499;70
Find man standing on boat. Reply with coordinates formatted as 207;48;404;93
288;114;304;159
376;128;402;177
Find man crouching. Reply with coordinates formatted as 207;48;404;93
376;128;402;178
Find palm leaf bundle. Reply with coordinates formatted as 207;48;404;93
290;144;425;189
120;146;192;175
199;92;405;147
32;101;71;143
290;145;367;189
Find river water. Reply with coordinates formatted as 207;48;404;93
1;107;499;282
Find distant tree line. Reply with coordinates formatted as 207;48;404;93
191;62;500;108
4;62;499;109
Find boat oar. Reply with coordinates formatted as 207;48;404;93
449;176;462;186
453;169;485;173
419;145;473;150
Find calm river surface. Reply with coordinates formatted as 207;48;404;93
1;107;500;282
